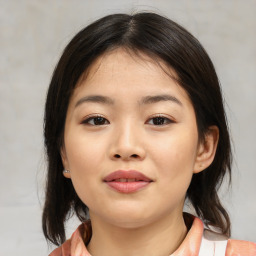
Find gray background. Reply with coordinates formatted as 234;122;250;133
0;0;255;255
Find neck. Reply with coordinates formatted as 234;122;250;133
87;212;187;256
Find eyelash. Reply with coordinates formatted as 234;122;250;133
81;114;175;126
147;114;174;126
81;115;109;126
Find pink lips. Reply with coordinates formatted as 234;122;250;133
104;170;152;193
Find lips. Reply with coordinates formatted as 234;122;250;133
104;170;153;193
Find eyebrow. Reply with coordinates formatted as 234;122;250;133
75;94;183;108
139;94;183;106
75;95;114;107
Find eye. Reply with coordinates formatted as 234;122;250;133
81;115;109;126
147;115;174;126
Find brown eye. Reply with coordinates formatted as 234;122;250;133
82;116;109;126
147;116;173;126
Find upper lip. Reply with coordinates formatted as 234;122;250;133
104;170;152;182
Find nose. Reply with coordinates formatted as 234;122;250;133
109;122;146;161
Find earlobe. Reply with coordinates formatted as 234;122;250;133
60;146;71;179
63;169;71;178
193;126;219;173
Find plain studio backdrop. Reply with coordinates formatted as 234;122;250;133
0;0;255;255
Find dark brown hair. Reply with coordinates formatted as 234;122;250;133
43;12;232;246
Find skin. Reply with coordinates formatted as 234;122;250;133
61;48;219;256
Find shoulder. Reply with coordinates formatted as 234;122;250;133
48;220;92;256
226;239;256;256
48;239;71;256
200;228;256;256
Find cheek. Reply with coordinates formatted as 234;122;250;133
65;132;105;172
64;132;106;202
149;128;198;197
64;135;102;206
153;133;198;172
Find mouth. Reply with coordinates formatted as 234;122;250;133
103;170;153;193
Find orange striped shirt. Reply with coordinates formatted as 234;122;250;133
49;215;256;256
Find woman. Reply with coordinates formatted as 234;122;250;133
43;12;256;255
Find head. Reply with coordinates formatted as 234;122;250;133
43;12;232;245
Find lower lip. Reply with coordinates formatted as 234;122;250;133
105;181;151;193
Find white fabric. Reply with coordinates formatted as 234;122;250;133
199;233;228;256
215;240;228;255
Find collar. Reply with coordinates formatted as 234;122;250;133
50;214;205;256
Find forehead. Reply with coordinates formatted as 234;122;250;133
71;48;191;106
83;48;176;83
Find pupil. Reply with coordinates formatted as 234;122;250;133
94;117;105;125
153;117;165;125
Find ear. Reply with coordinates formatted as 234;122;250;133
193;126;219;173
60;146;71;179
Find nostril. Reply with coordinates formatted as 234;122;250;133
113;154;139;159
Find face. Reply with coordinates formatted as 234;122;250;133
62;49;209;228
